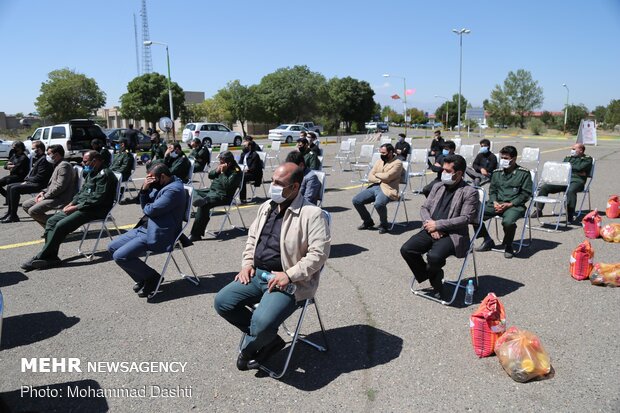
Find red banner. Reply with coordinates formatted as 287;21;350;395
391;94;401;100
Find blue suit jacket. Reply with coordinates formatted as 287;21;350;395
139;177;186;252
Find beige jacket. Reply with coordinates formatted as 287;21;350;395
242;193;331;301
367;157;403;200
43;161;76;205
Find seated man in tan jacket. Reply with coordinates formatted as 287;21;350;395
22;145;76;227
352;143;403;233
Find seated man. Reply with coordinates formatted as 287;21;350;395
352;143;403;234
395;133;411;161
429;130;445;158
189;151;242;241
296;137;321;171
0;141;29;203
400;155;479;297
1;141;53;223
307;132;321;157
146;132;166;168
239;136;263;203
22;145;76;227
110;139;135;182
423;140;456;197
474;145;532;259
466;138;497;186
163;143;191;183
189;138;211;173
531;143;592;223
108;163;186;298
91;138;111;168
20;151;118;271
285;150;321;205
214;163;331;371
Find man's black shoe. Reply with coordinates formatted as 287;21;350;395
20;257;37;271
357;221;375;230
504;246;514;259
530;209;542;219
0;212;10;220
1;216;19;223
236;352;252;371
248;335;286;369
133;281;145;293
31;257;62;270
429;269;444;293
188;234;201;242
378;225;390;234
178;234;194;247
138;276;163;298
475;239;495;252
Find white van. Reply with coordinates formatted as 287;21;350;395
26;120;107;161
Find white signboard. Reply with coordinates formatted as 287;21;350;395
465;107;485;120
577;119;597;146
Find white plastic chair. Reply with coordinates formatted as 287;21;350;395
266;141;281;170
530;161;572;232
576;158;596;217
77;172;122;260
207;173;247;237
333;140;353;171
191;147;212;189
408;149;429;194
314;171;326;207
411;187;486;305
220;143;229;153
520;147;540;173
452;138;462;153
359;153;381;189
380;136;392;145
371;161;410;229
145;185;200;299
239;210;331;379
405;137;413;145
246;151;268;200
459;144;476;166
351;144;375;181
119;157;138;202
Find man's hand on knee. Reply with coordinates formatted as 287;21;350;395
267;271;290;292
235;266;255;284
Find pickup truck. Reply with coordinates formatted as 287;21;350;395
25;119;107;161
297;122;323;136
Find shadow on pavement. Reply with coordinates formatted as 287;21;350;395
329;243;368;259
146;271;236;304
514;239;562;259
0;379;108;413
322;206;350;213
443;274;525;309
1;311;80;350
259;324;403;391
0;272;28;288
60;252;113;268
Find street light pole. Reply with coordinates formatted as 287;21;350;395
562;83;569;135
144;40;176;141
452;28;470;136
383;73;407;135
434;95;450;131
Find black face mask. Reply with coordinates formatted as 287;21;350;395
242;146;249;153
380;154;390;162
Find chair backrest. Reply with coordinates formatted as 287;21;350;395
112;172;123;204
358;144;374;161
380;136;391;145
469;188;487;250
271;140;281;151
314;170;326;206
459;144;476;165
399;161;410;187
410;149;428;164
108;149;114;163
73;165;84;193
521;147;540;163
317;156;324;171
187;159;195;184
258;144;264;151
369;152;381;168
182;185;194;223
220;143;229;152
257;151;267;169
539;161;572;186
587;158;596;179
405;137;412;145
339;140;351;152
452;138;462;152
347;137;357;146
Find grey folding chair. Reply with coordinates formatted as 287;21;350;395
380;136;392;145
359;153;381;189
459;144;476;166
371;161;410;230
119;157;138;202
314;171;326;207
351;144;375;182
206;173;247;237
576;158;596;217
530;161;572;232
220;143;229;153
246;151;269;201
333;140;353;171
145;185;200;299
265;140;281;170
191;148;212;189
408;149;429;194
239;210;331;379
77;172;122;260
520;147;540;173
411;187;486;306
186;159;196;185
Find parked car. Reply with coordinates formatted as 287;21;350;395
365;122;378;131
377;122;389;132
182;122;243;147
268;124;308;143
297;121;323;135
105;128;151;151
0;138;14;159
25;120;107;161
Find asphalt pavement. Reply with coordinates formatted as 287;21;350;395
0;130;619;412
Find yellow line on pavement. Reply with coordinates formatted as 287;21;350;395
0;239;44;250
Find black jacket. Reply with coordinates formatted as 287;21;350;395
6;153;29;180
26;154;54;185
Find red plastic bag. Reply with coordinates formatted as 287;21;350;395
494;327;552;382
607;195;620;219
582;209;602;239
469;293;506;357
601;223;620;243
569;240;594;281
590;263;620;287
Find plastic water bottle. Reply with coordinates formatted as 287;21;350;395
464;280;474;305
260;271;297;295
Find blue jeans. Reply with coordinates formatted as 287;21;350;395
352;185;391;227
214;273;299;356
108;228;159;283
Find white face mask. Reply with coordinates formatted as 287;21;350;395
570;149;577;157
441;172;455;185
46;154;54;163
269;183;288;204
479;146;489;154
499;158;511;169
170;152;179;159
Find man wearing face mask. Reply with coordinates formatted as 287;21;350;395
163;143;191;183
0;141;30;204
429;130;445;158
108;163;186;298
307;132;322;157
474;146;532;259
91;138;112;169
352;143;403;234
239;136;264;203
22;145;76;227
531;143;592;223
214;162;331;371
147;132;166;168
296;137;321;171
189;151;242;241
400;155;479;298
395;133;411;161
21;151;118;271
189;138;211;173
466;138;497;186
110;139;134;182
423;140;456;197
1;141;54;223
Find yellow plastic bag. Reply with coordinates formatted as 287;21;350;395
494;327;552;382
590;263;620;287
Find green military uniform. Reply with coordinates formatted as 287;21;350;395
165;154;191;183
190;166;242;237
478;164;532;246
189;146;211;173
99;148;112;168
110;150;135;181
37;168;118;260
302;148;321;171
150;142;166;162
536;154;593;216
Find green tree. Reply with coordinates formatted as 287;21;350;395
35;68;106;123
603;99;620;129
119;73;185;127
540;111;554;126
565;104;589;134
497;69;544;128
486;83;514;128
381;105;402;124
213;80;253;136
435;94;468;129
408;108;426;125
324;76;375;133
591;105;606;128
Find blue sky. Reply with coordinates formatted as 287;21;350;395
1;0;619;116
